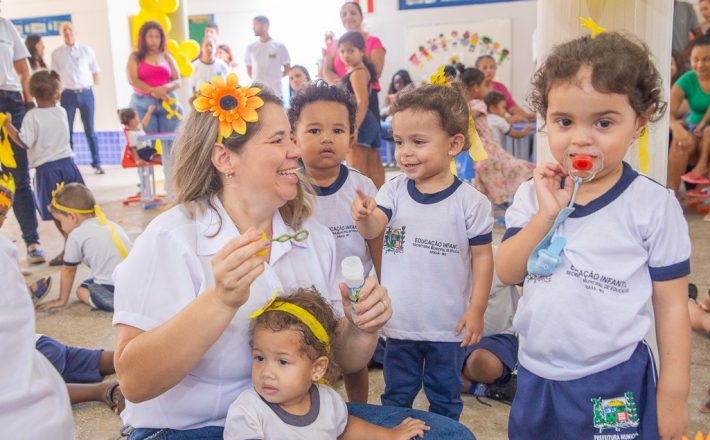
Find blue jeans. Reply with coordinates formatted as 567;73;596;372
348;402;476;439
61;88;100;167
0;90;39;245
382;338;466;420
127;426;223;440
129;92;183;195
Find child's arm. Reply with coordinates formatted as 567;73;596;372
496;163;573;285
141;105;156;128
37;265;77;311
456;243;493;346
2;113;28;149
366;233;383;281
341;415;429;440
352;188;388;240
652;277;691;439
506;124;532;139
349;69;370;129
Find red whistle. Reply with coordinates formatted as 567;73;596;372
571;155;594;171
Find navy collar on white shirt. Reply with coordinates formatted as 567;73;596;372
313;165;349;196
407;177;462;204
567;162;638;218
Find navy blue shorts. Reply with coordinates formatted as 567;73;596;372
35;335;103;383
357;109;382;149
137;147;158;162
509;342;658;439
35;157;84;221
80;278;115;312
464;333;518;382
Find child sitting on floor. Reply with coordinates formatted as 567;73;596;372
118;105;160;165
484;91;532;146
37;183;132;312
224;289;428;440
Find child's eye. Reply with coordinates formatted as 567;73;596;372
307;128;320;135
333;128;345;134
394;139;403;146
278;359;289;366
254;355;264;362
413;139;426;145
557;118;572;127
595;119;613;129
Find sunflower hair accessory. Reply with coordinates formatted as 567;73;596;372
428;66;451;87
250;290;331;352
193;73;264;142
50;183;129;259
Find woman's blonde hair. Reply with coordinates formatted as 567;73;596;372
171;86;313;231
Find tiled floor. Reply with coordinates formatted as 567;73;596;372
2;166;709;439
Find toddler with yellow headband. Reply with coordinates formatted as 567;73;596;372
38;182;132;312
224;289;429;440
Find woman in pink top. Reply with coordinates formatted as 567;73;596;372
475;55;535;123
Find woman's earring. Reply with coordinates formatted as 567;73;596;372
225;171;234;184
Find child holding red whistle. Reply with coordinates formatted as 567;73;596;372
497;32;691;439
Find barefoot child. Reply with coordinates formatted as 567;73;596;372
352;83;494;420
118;105;160;165
224;289;428;439
288;81;381;403
497;32;691;438
38;183;132;312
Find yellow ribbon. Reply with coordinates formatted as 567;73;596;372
250;291;331;352
162;98;183;121
579;17;607;39
468;116;488;161
637;127;650;174
50;183;129;259
154;139;163;155
0;113;16;169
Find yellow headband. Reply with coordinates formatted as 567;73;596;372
251;291;331;352
193;73;264;141
51;183;128;259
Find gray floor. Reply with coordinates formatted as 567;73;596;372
3;166;708;439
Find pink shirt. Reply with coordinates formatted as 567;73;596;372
331;35;385;91
134;58;172;96
491;81;517;111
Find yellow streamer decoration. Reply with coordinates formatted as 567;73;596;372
162;98;183;121
0;113;16;169
468;117;488;161
579;17;607;39
50;183;129;259
154;139;163;156
637;127;650;174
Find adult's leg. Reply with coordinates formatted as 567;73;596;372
366;148;385;189
1;92;40;249
127;426;224;440
346;144;369;177
381;338;424;409
422;342;465;420
689;126;710;177
155;94;183;197
347;403;476;440
667;136;698;192
77;89;101;168
60;90;78;150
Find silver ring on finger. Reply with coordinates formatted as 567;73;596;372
380;299;389;312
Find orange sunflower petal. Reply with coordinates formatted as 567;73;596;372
219;121;233;139
211;76;226;89
245;87;261;97
239;107;259;122
246;96;264;109
226;73;239;88
194;96;212;112
199;82;215;97
232;118;247;135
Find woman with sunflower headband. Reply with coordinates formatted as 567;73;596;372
111;74;470;439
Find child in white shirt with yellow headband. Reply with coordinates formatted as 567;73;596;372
224;288;429;440
37;182;132;312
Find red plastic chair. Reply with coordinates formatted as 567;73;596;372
120;130;164;208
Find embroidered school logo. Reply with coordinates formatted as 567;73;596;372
383;226;406;254
591;392;640;433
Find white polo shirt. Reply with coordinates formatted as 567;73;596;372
19;106;72;168
504;163;691;381
191;58;229;91
0;236;73;439
0;17;29;92
313;165;376;281
244;39;290;98
375;175;494;342
112;197;342;430
50;43;99;90
486;113;510;146
224;385;348;439
484;248;519;337
64;217;133;286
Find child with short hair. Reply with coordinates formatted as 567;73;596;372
3;70;84;265
484;91;532;146
498;32;691;438
224;289;428;439
118;105;160;165
460;68;534;206
352;83;494;420
38;182;132;312
191;36;229;93
288;81;380;403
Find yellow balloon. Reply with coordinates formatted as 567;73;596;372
174;53;193;77
159;0;179;14
166;39;179;55
139;0;161;12
136;9;171;34
178;39;200;61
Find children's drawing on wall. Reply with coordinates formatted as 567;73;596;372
405;20;512;84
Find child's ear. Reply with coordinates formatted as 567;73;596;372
449;133;465;156
348;132;356;150
311;356;329;382
634;117;649;139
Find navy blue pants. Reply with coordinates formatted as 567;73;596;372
509;342;658;439
61;88;100;167
0;90;39;245
382;338;466;421
35;335;103;383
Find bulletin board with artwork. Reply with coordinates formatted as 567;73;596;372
404;19;511;83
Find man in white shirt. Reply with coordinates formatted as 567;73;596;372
0;15;45;264
50;22;103;174
244;16;291;98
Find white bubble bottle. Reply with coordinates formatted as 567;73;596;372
341;256;365;316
